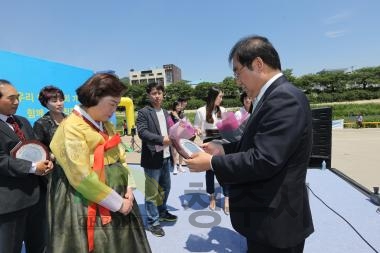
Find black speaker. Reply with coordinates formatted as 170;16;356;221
131;127;136;137
309;107;332;169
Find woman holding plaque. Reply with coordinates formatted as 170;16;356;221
49;73;151;253
193;86;230;215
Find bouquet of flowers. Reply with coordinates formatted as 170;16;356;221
168;118;196;141
216;111;250;142
168;118;197;158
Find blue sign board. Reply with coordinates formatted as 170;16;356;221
0;50;94;124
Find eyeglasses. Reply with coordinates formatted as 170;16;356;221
233;65;246;79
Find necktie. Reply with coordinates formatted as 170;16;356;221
6;116;26;141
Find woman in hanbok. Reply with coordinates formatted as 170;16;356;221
49;73;151;253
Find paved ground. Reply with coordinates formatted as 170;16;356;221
331;128;380;191
122;128;380;192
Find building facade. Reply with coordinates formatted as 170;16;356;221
129;64;182;86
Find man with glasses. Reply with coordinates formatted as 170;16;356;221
186;35;314;253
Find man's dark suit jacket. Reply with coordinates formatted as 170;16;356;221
0;115;41;214
136;105;173;169
212;76;314;248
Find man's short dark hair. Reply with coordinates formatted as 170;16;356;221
146;82;164;94
228;35;281;71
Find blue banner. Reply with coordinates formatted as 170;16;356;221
0;50;94;124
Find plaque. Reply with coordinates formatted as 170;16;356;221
10;140;49;162
172;138;204;159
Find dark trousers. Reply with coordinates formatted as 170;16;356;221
0;196;47;253
204;137;229;197
247;240;305;253
206;170;230;196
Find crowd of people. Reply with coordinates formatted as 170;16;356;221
0;35;314;253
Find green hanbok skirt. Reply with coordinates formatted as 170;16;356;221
46;163;151;253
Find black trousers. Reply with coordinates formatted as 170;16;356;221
203;136;230;197
0;195;47;253
247;240;305;253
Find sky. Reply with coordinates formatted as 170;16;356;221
1;0;379;83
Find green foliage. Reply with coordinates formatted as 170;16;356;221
119;65;380;122
192;83;216;101
124;83;147;110
222;98;240;108
294;74;316;92
120;77;130;86
348;66;380;89
186;99;204;110
283;69;296;83
311;103;380;121
307;89;380;103
164;81;193;106
317;71;347;92
184;111;195;124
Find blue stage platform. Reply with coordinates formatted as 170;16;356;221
21;166;380;253
131;165;380;253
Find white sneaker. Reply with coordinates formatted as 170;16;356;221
178;165;185;173
173;166;178;175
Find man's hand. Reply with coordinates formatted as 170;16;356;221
163;135;172;146
185;152;213;172
35;160;54;176
201;141;225;155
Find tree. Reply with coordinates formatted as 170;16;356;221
283;69;296;83
164;81;194;108
166;81;193;99
220;77;239;99
349;66;380;89
124;83;147;110
192;82;218;101
294;74;316;92
120;77;130;86
315;71;347;92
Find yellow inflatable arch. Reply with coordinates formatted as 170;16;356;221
118;97;135;134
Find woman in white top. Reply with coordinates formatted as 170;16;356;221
193;87;230;215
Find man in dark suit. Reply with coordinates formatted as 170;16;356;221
186;36;314;253
0;80;53;253
136;82;177;237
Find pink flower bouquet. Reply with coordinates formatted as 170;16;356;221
169;119;196;141
216;111;250;142
169;119;197;158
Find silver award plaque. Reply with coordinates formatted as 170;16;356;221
172;138;204;159
11;140;49;162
